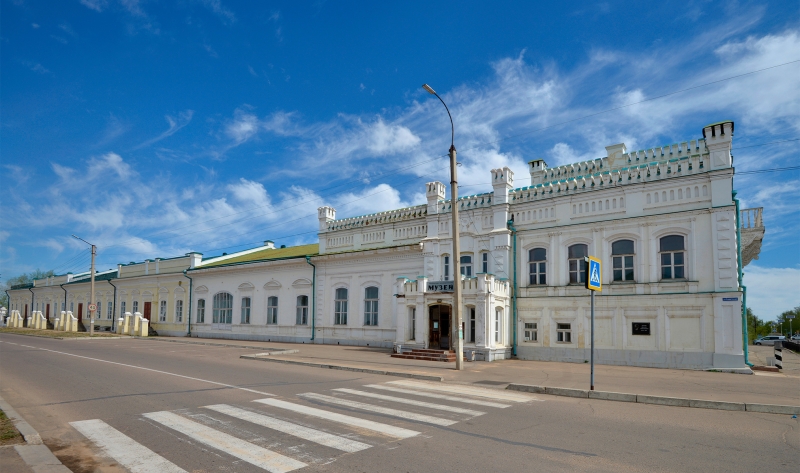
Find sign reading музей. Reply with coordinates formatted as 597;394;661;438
426;280;454;293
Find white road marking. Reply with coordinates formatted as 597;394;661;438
298;393;457;426
387;380;538;402
204;404;371;453
333;388;485;416
70;419;187;473
254;398;419;439
0;341;272;396
364;384;512;408
143;411;306;473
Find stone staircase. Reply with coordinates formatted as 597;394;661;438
391;348;457;362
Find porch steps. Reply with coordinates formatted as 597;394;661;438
391;349;458;362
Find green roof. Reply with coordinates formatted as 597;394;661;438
198;243;319;268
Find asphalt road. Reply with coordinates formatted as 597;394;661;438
0;334;797;473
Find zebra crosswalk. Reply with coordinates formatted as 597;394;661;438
70;379;541;472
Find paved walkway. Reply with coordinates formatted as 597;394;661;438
141;336;800;406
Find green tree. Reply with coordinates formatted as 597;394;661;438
0;270;56;309
747;308;772;343
775;306;800;337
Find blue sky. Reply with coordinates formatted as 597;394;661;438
1;0;799;320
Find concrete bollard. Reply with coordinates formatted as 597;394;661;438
116;318;124;334
139;318;149;337
774;341;783;370
130;312;142;336
59;311;67;330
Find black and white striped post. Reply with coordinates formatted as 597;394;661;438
774;341;783;370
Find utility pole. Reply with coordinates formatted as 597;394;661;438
423;83;464;370
72;235;96;336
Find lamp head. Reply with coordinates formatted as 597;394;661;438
422;84;436;95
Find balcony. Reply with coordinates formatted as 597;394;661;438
740;207;764;267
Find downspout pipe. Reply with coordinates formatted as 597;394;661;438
108;279;117;331
305;256;316;341
507;218;518;357
732;191;753;367
183;269;193;337
28;287;35;328
60;284;68;315
4;290;9;323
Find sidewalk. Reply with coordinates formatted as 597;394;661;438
143;336;800;407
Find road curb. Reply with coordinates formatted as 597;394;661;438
240;354;444;382
506;383;799;414
136;336;297;352
0;395;71;472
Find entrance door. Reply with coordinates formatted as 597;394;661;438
143;302;152;321
77;303;83;322
428;305;451;350
46;304;50;321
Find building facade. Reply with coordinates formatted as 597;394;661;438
8;122;763;370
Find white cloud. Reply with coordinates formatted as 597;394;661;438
743;265;800;321
199;0;236;24
80;0;107;12
224;108;259;145
24;62;50;74
135;110;194;149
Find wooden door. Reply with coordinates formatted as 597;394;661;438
46;304;50;321
143;302;152;321
77;303;83;322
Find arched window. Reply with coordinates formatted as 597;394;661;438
175;300;183;323
568;244;588;284
120;301;126;318
460;255;473;277
196;299;205;323
612;239;635;282
213;292;233;324
660;235;685;279
240;297;251;324
296;295;309;325
131;300;138;314
334;288;348;325
364;286;379;326
528;248;546;285
494;308;502;343
267;296;278;324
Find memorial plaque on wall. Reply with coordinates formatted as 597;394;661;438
632;322;651;335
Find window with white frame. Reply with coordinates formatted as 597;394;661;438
107;301;113;320
196;299;205;323
481;252;489;273
296;295;309;325
71;301;75;312
334;288;348;325
460;255;473;277
267;296;278;324
529;248;546;285
159;300;167;322
469;307;476;343
443;255;450;280
175;300;183;323
241;297;251;324
557;323;572;342
120;301;126;317
132;300;138;315
212;292;233;324
524;322;538;342
612;239;635;282
568;244;588;284
408;307;416;340
96;301;101;317
494;308;502;343
364;286;379;326
660;235;686;279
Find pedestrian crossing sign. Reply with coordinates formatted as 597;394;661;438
585;256;602;291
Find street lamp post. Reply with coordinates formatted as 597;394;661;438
72;235;96;336
422;83;464;371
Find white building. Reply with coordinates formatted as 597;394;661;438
8;121;764;370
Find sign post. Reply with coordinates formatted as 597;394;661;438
585;256;602;391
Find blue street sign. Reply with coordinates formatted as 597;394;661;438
586;256;602;291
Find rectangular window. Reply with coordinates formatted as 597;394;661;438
196;299;205;323
529;248;547;285
159;300;167;322
409;307;416;340
96;301;101;317
524;322;538;342
120;301;126;317
71;302;75;312
107;302;113;320
296;296;309;325
494;309;501;343
660;235;686;280
460;255;473;277
364;287;379;326
482;252;489;273
241;297;251;324
61;302;66;312
267;296;278;324
175;300;183;323
469;307;476;343
557;323;572;343
132;300;138;315
612;240;635;282
334;288;348;325
568;245;588;284
443;256;450;280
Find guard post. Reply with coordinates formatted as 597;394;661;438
585;256;602;390
774;341;783;370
